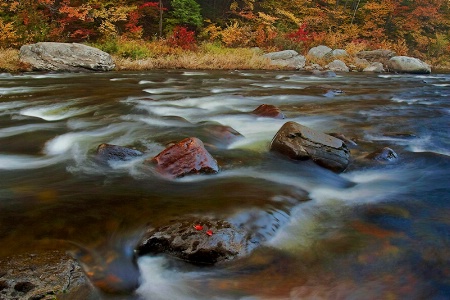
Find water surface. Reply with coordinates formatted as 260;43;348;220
0;70;449;299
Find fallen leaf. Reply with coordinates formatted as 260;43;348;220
194;224;203;231
206;230;213;236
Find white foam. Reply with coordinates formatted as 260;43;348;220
0;124;57;138
0;154;65;170
20;102;97;121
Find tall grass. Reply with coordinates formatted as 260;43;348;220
0;48;22;72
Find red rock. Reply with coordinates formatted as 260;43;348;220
150;137;219;178
252;104;285;119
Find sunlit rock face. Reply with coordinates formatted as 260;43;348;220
148;137;219;178
388;56;431;74
270;121;350;173
19;42;115;72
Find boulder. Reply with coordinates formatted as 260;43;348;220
0;251;95;300
307;45;332;59
96;143;143;162
330;49;348;57
148;137;219;178
356;49;396;65
363;62;385;73
263;50;306;69
326;59;349;72
135;218;252;265
20;42;115;72
387;56;431;74
366;147;398;162
270;122;350;172
252;104;286;119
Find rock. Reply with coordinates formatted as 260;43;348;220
308;45;333;59
270;121;350;173
387;56;431;74
198;121;244;148
311;70;336;77
252;104;285;119
263;50;306;69
135;218;253;265
20;42;115;72
148;137;219;178
366;147;398;162
328;133;358;149
330;49;348;57
363;62;385;73
0;251;95;300
304;63;323;71
96;143;143;162
326;59;349;72
356;49;396;64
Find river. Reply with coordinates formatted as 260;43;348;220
0;70;449;299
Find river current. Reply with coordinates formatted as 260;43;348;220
0;70;449;299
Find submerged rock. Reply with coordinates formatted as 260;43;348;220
96;143;143;162
20;42;115;72
198;121;244;147
366;147;398;162
149;137;219;178
252;104;286;119
135;218;252;265
270;122;350;173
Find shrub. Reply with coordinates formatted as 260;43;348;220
167;26;197;50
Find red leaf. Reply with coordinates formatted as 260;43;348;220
194;224;203;231
206;230;213;236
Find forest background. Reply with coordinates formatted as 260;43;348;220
1;0;449;70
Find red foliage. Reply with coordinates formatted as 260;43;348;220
139;2;160;9
287;24;310;43
167;26;196;50
126;10;143;34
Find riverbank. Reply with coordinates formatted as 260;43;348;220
2;43;449;74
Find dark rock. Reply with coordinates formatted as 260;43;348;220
96;143;143;162
0;280;8;291
252;104;285;119
149;137;219;178
366;147;398;162
14;281;36;293
270;122;350;173
328;133;358;149
0;251;95;300
20;42;115;72
136;218;252;265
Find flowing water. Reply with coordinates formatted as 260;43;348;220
0;70;449;299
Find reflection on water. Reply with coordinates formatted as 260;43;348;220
0;70;449;299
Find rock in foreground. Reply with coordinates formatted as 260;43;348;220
136;219;252;265
366;147;398;162
270;121;350;172
0;251;94;300
20;42;115;72
149;137;219;178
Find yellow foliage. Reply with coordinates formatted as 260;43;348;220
344;41;368;56
0;20;19;47
275;9;300;26
221;22;252;47
257;12;278;25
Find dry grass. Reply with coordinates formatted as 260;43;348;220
114;46;278;70
0;48;23;73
